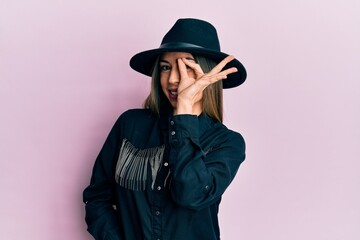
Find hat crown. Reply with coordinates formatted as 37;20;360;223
161;18;221;51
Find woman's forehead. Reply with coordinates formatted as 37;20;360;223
160;52;194;61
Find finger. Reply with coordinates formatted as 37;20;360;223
208;55;236;75
177;58;196;92
177;58;189;81
194;66;237;89
218;66;238;76
181;58;204;77
194;73;229;91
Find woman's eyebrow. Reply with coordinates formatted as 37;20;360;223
185;57;195;61
159;59;170;64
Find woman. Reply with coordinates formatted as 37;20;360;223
83;18;247;240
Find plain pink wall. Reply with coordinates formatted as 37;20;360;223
1;0;359;239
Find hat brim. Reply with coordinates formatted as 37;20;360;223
129;47;246;89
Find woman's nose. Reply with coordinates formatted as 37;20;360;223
168;67;180;84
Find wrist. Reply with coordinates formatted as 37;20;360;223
174;100;202;116
174;101;193;115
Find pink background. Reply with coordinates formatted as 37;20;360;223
1;0;359;239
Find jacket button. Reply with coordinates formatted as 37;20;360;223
171;131;176;136
170;120;174;125
155;211;160;215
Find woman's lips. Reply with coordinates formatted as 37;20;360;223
169;89;178;99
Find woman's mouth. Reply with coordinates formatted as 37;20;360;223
169;89;178;99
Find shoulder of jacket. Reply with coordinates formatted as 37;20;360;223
118;108;154;120
212;122;245;147
113;108;158;129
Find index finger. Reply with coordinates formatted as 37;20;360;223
177;58;189;80
182;58;204;77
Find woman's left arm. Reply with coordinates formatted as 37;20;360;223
167;114;245;210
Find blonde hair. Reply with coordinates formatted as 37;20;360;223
144;54;223;122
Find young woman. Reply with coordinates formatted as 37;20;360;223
83;18;247;240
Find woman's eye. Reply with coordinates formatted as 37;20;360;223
159;65;170;71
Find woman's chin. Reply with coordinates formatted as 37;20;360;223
168;98;177;108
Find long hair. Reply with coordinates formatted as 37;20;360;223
143;54;223;122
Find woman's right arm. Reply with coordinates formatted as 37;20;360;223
83;118;122;240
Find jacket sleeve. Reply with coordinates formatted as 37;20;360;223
167;114;246;210
83;117;122;240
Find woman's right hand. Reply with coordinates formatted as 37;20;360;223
173;55;238;116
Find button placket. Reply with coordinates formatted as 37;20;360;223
170;120;176;136
150;147;169;240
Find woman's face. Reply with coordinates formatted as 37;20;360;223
159;52;197;110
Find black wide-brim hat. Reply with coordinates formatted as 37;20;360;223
130;18;247;89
